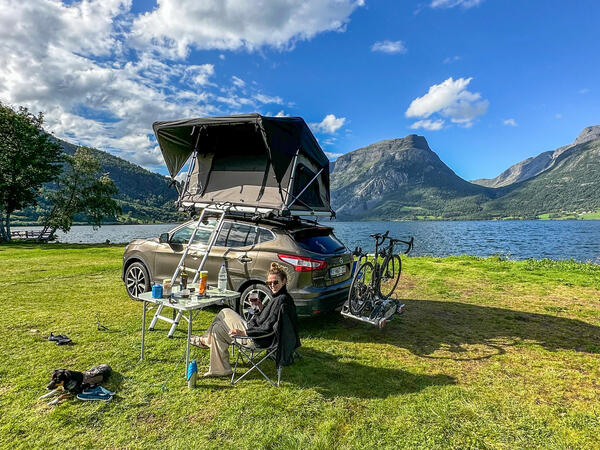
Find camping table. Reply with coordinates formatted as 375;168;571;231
136;287;241;376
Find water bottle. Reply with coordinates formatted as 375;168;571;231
187;360;197;389
218;264;227;292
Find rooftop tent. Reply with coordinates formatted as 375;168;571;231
152;114;334;217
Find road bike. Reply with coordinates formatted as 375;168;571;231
343;232;413;327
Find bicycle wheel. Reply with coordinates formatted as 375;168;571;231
348;261;375;315
378;254;402;298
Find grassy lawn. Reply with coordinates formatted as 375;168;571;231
1;244;599;449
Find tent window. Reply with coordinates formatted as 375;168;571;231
292;164;324;208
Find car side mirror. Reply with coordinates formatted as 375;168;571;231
159;233;170;244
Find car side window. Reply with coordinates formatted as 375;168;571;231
257;227;275;244
216;222;257;248
170;222;212;245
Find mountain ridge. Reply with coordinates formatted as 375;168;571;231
330;127;600;220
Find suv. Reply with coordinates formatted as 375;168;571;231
122;216;352;317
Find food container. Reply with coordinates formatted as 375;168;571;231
162;279;172;297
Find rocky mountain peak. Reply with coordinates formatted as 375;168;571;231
574;125;600;145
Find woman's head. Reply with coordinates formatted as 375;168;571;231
266;262;287;294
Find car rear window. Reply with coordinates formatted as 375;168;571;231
293;229;346;254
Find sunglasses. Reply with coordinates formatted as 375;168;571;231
266;280;280;287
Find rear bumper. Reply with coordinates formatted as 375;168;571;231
288;278;352;317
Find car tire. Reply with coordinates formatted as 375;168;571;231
124;261;151;299
238;283;273;321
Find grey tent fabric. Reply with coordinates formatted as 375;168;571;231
152;114;333;216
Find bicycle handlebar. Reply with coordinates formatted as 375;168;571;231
369;230;389;246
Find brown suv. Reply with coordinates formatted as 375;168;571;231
122;216;352;317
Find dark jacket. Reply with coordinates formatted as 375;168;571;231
245;286;300;364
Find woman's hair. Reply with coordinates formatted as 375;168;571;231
268;262;288;282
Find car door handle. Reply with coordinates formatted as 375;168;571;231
238;255;252;264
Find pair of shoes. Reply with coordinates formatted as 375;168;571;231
47;333;72;345
76;385;114;401
190;335;209;349
203;371;232;378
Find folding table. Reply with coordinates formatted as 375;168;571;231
136;287;241;376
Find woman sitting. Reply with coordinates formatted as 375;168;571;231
190;262;295;377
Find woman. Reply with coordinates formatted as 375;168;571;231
190;262;295;377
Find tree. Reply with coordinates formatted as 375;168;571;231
0;103;63;242
40;147;121;241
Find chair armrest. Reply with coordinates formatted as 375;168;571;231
230;329;275;340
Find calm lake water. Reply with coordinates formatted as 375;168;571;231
12;220;600;264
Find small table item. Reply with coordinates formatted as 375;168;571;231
135;286;240;377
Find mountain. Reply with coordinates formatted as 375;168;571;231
330;128;600;220
478;136;600;218
330;135;496;220
12;138;184;225
472;125;600;188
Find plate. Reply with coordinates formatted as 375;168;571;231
330;265;347;278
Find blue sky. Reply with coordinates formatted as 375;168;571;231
1;0;599;180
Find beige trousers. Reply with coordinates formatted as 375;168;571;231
201;308;251;376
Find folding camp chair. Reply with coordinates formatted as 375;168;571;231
230;304;299;387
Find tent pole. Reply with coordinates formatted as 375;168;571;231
284;149;300;208
180;152;197;204
286;168;324;208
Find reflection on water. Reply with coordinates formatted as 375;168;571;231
12;220;600;263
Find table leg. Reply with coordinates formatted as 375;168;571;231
141;300;147;361
185;310;192;377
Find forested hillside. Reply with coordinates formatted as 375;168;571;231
12;138;184;225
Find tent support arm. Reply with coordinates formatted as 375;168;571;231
283;149;300;204
285;168;324;209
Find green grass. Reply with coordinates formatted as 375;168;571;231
1;244;599;449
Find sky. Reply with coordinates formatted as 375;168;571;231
1;0;599;180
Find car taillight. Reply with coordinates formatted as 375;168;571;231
278;254;327;272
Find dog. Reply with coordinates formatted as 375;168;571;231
41;365;112;405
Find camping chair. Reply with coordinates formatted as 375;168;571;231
230;303;299;387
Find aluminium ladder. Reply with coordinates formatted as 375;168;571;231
148;205;229;337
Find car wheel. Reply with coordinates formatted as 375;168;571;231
238;283;273;321
125;261;151;299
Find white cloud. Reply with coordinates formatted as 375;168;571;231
187;64;215;86
0;1;362;171
232;76;246;88
325;151;343;160
371;40;407;54
311;114;346;134
274;110;289;117
410;119;445;131
578;88;590;94
443;55;461;64
405;77;488;128
254;93;284;105
555;113;563;119
503;118;517;127
430;0;484;9
130;0;365;59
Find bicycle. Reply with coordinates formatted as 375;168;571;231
347;232;413;318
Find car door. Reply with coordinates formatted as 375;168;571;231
153;221;215;282
203;221;260;291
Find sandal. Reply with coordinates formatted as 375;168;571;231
190;335;209;349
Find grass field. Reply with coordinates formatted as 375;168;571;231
1;244;599;449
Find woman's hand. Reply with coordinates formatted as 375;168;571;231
230;329;246;337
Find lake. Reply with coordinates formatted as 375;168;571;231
11;220;600;264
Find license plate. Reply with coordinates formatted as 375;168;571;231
330;265;346;278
